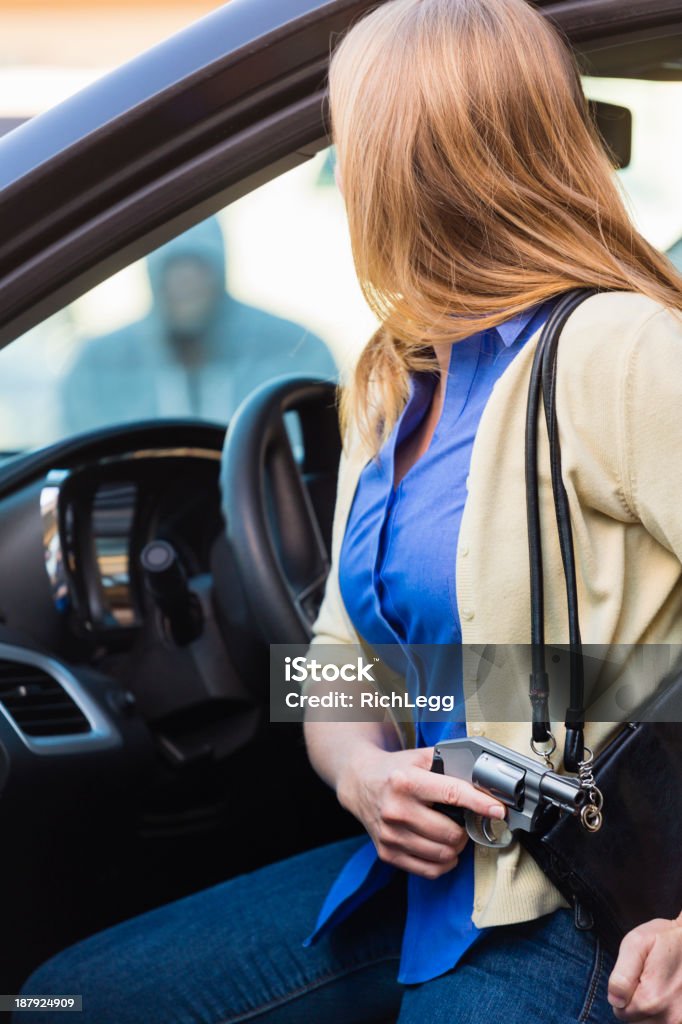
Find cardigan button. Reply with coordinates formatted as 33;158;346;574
459;544;469;557
462;608;475;621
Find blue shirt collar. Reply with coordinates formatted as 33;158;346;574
493;303;544;348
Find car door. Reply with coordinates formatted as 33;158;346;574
1;0;682;996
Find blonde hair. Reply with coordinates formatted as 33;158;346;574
329;0;682;450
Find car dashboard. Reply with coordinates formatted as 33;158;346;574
0;421;265;765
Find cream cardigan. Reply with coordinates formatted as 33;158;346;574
309;290;682;929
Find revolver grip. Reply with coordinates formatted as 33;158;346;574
430;751;466;826
432;801;466;826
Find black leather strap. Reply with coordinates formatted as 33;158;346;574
525;287;600;769
525;315;552;743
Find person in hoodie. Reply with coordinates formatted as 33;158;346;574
60;216;337;434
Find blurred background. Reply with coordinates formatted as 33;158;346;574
0;1;221;131
1;2;682;452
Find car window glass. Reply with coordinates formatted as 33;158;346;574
0;147;376;453
583;75;682;263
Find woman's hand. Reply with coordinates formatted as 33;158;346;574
608;915;682;1022
336;742;506;879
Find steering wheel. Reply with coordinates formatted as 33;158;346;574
219;376;342;645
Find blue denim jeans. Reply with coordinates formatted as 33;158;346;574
20;836;616;1024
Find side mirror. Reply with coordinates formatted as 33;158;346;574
589;99;632;170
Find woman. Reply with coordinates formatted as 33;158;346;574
23;0;682;1021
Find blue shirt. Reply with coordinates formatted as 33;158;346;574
304;299;557;983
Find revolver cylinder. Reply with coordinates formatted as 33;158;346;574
472;754;525;809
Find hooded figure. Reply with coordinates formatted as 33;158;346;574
61;217;337;434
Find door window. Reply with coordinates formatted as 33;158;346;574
0;147;376;453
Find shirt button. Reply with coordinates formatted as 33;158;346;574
462;608;475;621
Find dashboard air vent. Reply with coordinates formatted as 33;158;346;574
0;659;91;737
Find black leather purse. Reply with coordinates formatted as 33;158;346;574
519;287;682;956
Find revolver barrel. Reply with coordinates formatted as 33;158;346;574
540;771;587;814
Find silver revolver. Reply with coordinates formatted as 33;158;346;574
431;737;588;848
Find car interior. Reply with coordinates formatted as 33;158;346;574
0;8;682;999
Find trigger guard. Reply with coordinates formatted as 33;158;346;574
464;810;514;848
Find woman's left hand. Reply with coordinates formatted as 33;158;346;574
608;914;682;1021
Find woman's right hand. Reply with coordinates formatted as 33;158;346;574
336;742;507;879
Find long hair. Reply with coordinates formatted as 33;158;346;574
329;0;682;450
